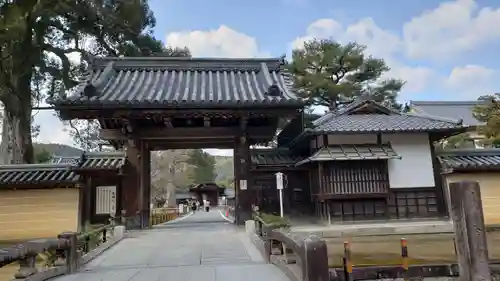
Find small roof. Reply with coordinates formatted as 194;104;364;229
175;193;193;200
51;151;127;170
189;183;221;191
78;151;126;170
296;143;400;166
0;164;79;185
437;149;500;172
0;151;127;186
310;99;464;134
50;57;304;109
410;100;486;127
250;148;304;167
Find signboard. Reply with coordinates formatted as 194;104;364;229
96;186;116;215
275;172;284;190
240;179;247;190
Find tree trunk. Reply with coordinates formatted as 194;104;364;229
165;181;176;208
0;100;34;164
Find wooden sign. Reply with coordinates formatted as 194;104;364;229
276;172;284;190
240;179;247;190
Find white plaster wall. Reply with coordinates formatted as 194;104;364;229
382;133;435;188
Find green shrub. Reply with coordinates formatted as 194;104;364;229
255;212;290;228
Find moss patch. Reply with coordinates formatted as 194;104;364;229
255;212;290;228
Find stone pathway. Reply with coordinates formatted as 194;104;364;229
51;208;290;281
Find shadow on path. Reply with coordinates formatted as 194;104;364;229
49;208;290;281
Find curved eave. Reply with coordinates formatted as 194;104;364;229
284;126;467;148
51;99;305;109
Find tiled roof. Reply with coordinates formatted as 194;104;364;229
0;164;79;185
50;57;304;108
79;151;126;169
437;149;500;171
310;100;463;134
250;148;304;166
50;151;127;170
410;101;486;127
296;144;401;166
50;156;79;165
175;193;193;200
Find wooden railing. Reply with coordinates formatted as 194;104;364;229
150;207;178;226
0;222;122;281
253;215;329;281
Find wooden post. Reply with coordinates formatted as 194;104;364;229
449;181;491;281
84;176;92;226
58;232;78;274
401;238;409;281
303;234;329;281
123;145;140;228
234;134;251;225
76;182;86;232
138;141;151;229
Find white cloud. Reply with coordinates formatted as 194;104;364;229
445;65;497;98
289;0;500;100
165;25;268;58
402;0;500;60
33;110;74;145
289;19;342;50
165;25;275;156
289;18;434;98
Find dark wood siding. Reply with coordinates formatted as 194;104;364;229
320;160;389;197
329;199;387;221
387;188;439;218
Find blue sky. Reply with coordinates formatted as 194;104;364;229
149;0;500;102
34;0;500;155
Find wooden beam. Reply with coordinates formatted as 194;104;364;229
163;118;173;128
57;107;302;120
239;116;248;130
148;140;235;150
99;126;275;140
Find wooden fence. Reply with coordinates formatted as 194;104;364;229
149;207;179;226
253;215;329;281
0;221;121;281
254;180;497;281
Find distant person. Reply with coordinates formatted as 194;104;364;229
196;200;200;211
191;201;197;212
204;200;210;212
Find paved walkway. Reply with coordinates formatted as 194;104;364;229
51;208;290;281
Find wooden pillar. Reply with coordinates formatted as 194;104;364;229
138;141;151;229
84;176;92;227
449;181;491;281
430;135;447;216
234;134;251;225
76;182;86;232
123;144;140;228
115;174;123;220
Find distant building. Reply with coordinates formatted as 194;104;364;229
410;100;487;148
251;99;465;222
438;148;500;225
